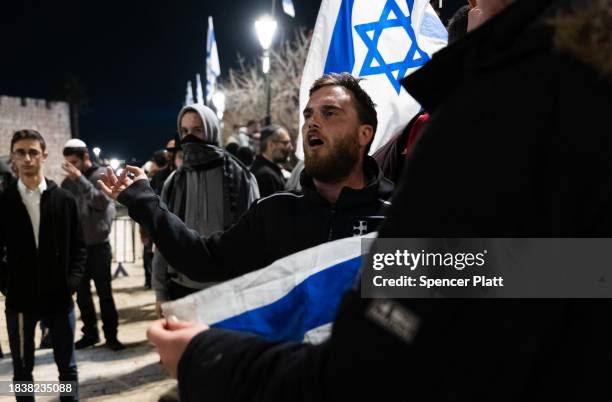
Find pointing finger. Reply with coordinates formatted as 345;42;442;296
97;180;115;199
106;166;118;186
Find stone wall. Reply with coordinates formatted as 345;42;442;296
0;95;72;183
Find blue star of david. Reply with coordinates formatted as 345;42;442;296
354;0;430;94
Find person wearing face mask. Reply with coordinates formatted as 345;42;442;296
150;104;260;317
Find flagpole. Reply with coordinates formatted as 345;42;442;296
269;0;277;124
204;18;209;106
203;71;207;106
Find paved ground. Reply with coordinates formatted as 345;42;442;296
0;261;177;401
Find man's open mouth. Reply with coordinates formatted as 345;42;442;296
307;134;325;149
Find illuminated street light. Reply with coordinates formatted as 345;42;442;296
212;91;226;120
255;15;277;125
255;15;277;51
109;158;120;171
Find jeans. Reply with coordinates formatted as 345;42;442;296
76;242;118;340
5;308;79;401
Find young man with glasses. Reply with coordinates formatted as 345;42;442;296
0;129;86;401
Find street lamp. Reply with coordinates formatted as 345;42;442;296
109;158;120;171
212;91;226;120
255;15;277;50
92;147;101;163
255;15;277;125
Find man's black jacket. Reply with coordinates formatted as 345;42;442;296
0;180;86;314
119;156;393;282
175;1;612;401
250;155;286;197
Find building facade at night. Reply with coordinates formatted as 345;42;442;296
0;95;72;183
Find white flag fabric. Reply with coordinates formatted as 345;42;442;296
206;16;221;105
282;0;296;17
185;80;194;106
296;0;447;159
196;73;204;105
163;232;377;343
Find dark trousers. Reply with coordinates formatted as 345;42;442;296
76;242;118;340
5;308;78;401
143;244;153;287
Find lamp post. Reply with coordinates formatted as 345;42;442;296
109;158;120;171
212;91;226;120
92;147;101;163
255;15;277;125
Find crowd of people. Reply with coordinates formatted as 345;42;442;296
1;0;611;401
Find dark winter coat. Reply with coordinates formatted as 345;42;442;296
250;155;286;197
0;180;86;314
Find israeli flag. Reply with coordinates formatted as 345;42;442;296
206;16;221;105
195;73;204;105
282;0;296;17
296;0;447;159
162;232;376;344
185;80;194;106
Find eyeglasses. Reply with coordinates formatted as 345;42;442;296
273;140;292;146
12;149;42;159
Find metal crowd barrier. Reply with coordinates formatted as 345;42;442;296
109;204;141;278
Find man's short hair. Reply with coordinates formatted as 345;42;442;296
63;146;87;159
236;146;255;166
309;73;378;152
11;129;46;152
246;120;258;128
225;142;239;155
260;124;282;153
166;137;177;152
152;150;168;168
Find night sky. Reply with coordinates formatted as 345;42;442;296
0;0;463;163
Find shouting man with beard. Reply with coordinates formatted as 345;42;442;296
98;72;393;286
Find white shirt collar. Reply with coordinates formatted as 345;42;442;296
17;177;47;196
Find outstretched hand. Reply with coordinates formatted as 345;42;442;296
97;165;147;200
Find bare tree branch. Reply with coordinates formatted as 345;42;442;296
219;29;310;145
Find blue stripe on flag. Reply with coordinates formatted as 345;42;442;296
211;256;363;342
420;11;448;40
324;0;356;74
406;0;415;13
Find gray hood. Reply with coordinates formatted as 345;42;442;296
177;103;220;146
